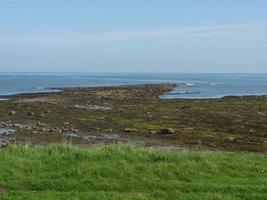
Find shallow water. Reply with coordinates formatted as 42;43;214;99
63;132;184;150
13;130;185;151
1;73;267;98
0;129;16;136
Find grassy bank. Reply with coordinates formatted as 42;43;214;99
0;145;267;200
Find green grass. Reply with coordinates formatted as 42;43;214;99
0;145;267;200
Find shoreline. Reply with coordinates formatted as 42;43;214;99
1;82;267;100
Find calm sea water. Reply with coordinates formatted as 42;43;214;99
1;73;267;99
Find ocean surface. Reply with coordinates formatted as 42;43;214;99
1;73;267;99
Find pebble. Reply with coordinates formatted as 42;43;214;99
10;110;16;115
124;128;137;133
63;122;69;127
28;112;34;116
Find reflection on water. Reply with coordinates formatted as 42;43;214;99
0;129;16;135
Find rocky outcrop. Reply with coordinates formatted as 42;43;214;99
0;138;15;148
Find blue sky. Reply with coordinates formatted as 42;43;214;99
0;0;267;73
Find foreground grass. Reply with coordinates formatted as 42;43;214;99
0;145;267;200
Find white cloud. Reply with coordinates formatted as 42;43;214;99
1;24;267;45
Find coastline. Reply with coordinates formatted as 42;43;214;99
1;82;267;100
0;83;266;152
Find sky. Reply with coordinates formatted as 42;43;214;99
0;0;267;73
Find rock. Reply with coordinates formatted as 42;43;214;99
63;122;69;127
249;129;255;133
28;112;34;116
9;110;16;115
157;128;175;135
45;110;51;114
71;129;78;133
258;112;266;117
123;128;137;133
12;124;20;128
36;121;42;126
31;131;38;134
229;137;235;141
0;140;9;148
148;130;157;134
0;138;15;148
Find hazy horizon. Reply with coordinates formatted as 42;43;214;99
1;0;267;73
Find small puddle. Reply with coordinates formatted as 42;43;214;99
64;132;183;151
65;132;79;137
75;104;112;110
0;129;16;136
66;132;122;141
19;125;33;129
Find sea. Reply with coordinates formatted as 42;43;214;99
1;73;267;99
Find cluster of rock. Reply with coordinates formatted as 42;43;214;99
0;138;15;148
9;110;51;118
0;121;78;135
123;127;176;135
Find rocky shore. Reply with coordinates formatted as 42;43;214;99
0;83;266;152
